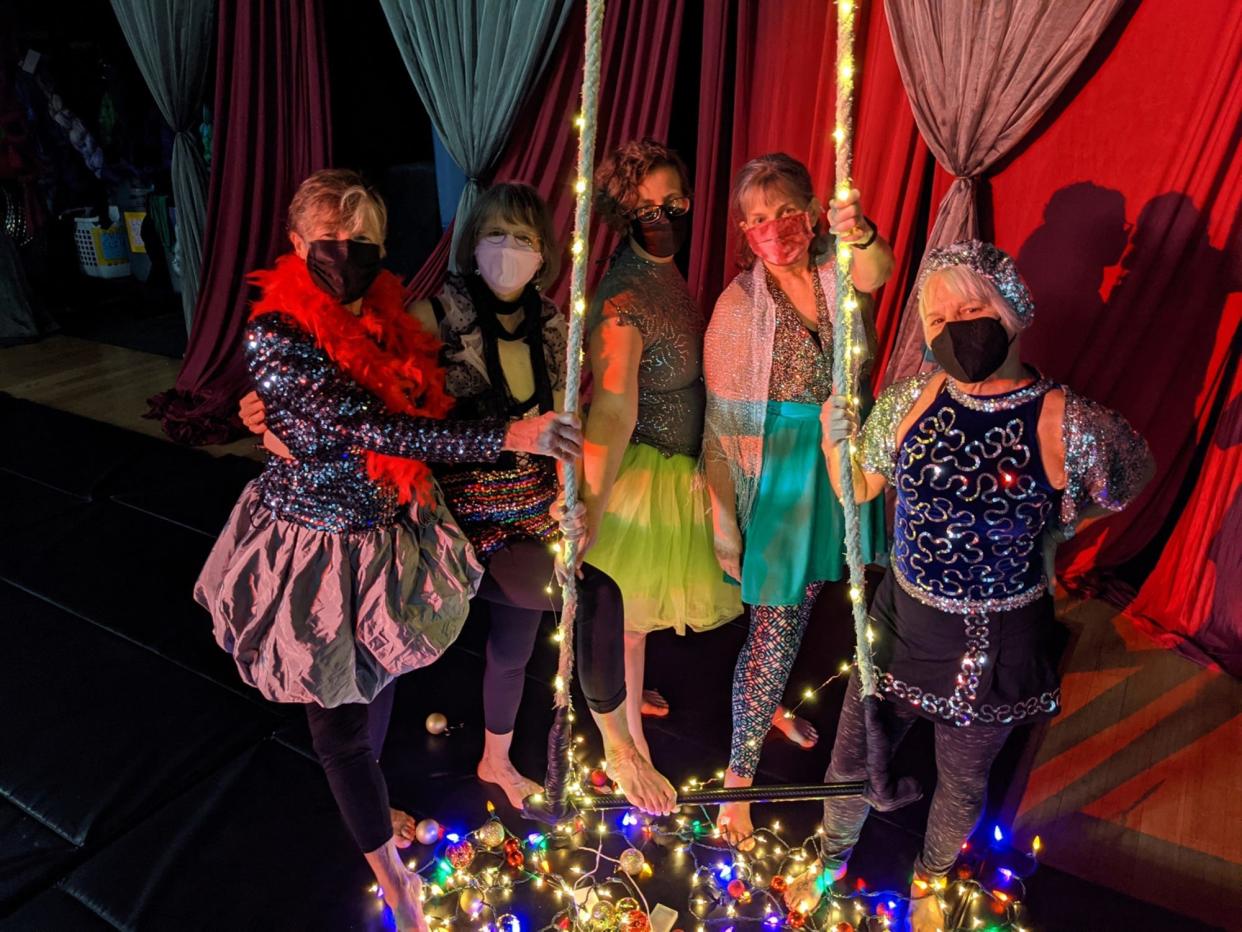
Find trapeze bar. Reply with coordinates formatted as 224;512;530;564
577;781;868;810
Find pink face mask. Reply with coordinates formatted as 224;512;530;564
744;211;814;267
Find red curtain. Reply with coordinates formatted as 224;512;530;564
406;0;686;306
148;0;333;445
978;0;1242;604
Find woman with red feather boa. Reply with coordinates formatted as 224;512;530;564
194;170;578;931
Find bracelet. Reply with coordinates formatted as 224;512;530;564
852;216;878;250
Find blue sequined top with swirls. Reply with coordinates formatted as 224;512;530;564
893;378;1058;613
247;312;506;534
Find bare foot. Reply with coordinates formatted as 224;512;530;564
772;707;819;749
477;755;542;810
641;689;670;717
605;743;676;815
391;870;429;932
391;808;417;849
908;877;947;932
783;859;847;913
715;801;755;850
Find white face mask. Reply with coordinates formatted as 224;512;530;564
474;238;543;295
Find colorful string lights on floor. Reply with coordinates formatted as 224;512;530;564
370;780;1041;932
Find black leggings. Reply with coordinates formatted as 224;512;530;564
305;540;626;853
477;540;626;732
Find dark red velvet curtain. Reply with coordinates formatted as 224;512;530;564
405;0;686;306
148;0;333;445
689;0;1240;667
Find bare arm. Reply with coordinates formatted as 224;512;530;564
580;316;642;554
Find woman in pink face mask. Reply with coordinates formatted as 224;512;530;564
703;153;895;845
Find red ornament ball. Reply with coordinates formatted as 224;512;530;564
786;910;806;929
557;917;571;930
589;768;611;788
727;879;747;899
832;924;855;932
446;841;475;869
503;837;521;854
625;910;649;931
770;875;787;894
506;850;525;869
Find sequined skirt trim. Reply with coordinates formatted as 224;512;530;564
892;562;1048;615
195;481;482;708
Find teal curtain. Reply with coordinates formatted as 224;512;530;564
379;0;572;269
110;0;215;332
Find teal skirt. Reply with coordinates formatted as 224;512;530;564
740;401;887;606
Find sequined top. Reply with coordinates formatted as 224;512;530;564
588;244;706;458
860;371;1151;539
765;267;834;404
248;313;506;533
428;275;566;556
892;378;1058;613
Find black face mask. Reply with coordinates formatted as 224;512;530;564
930;317;1013;383
306;239;382;304
629;210;690;259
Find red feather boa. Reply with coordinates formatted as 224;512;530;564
248;254;452;506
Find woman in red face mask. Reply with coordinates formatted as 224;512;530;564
703;153;895;845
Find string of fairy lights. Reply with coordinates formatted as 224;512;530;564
372;747;1043;932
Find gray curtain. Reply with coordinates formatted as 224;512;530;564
379;0;572;269
881;0;1125;384
110;0;215;332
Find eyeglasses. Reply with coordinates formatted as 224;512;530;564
480;230;541;252
630;196;691;225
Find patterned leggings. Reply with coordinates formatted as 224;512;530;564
819;672;1014;878
729;582;824;778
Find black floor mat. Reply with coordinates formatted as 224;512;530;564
0;398;1219;932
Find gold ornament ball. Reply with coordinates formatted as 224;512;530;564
458;888;484;915
425;712;449;734
618;847;646;875
591;901;616;925
414;819;442;845
477;819;506;849
616;898;640;914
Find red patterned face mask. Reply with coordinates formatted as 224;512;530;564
744;211;814;266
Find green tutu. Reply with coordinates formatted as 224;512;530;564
740;401;887;606
585;442;742;634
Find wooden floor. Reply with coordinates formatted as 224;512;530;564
0;335;259;460
1009;597;1242;927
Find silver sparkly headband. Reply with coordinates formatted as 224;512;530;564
917;239;1035;327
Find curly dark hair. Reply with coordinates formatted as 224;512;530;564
593;138;691;232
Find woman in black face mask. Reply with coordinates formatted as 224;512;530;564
557;139;743;769
818;240;1153;932
199;169;583;932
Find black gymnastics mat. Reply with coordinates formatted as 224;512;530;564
0;393;1219;931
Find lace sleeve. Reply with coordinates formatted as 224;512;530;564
857;374;935;485
1058;389;1153;535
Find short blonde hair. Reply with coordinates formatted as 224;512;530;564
919;265;1022;333
288;169;388;246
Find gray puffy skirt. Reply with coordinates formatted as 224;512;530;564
195;481;482;708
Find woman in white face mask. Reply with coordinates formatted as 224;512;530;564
241;183;676;820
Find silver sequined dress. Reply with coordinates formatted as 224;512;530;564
195;312;506;708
